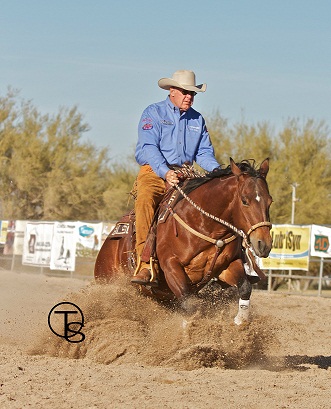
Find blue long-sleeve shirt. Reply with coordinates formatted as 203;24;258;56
135;96;220;179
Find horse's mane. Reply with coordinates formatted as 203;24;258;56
181;159;262;195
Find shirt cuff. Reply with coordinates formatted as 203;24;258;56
158;164;170;179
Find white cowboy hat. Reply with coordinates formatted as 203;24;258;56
158;70;207;93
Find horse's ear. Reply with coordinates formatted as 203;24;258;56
259;158;269;178
230;157;241;176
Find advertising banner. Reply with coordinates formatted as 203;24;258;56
0;220;8;244
22;222;54;266
13;220;26;256
76;221;103;257
310;224;331;258
260;224;311;271
3;220;15;255
101;222;116;245
50;222;77;271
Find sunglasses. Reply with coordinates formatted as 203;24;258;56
174;87;197;97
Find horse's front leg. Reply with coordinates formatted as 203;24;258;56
234;276;252;326
162;256;190;297
159;255;195;309
218;258;252;325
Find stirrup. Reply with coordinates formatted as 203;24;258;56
133;256;142;276
133;256;158;286
149;257;157;282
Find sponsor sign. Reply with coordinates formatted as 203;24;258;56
50;222;77;271
260;224;311;271
101;222;116;244
22;222;54;266
0;220;8;244
3;220;15;255
310;224;331;258
76;221;102;257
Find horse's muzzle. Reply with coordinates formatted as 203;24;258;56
249;233;272;258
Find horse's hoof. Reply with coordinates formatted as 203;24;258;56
180;297;199;315
234;316;243;326
234;314;250;326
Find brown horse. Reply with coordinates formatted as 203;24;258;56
95;158;273;325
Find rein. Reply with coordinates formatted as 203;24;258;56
170;181;271;288
170;209;237;247
173;182;271;247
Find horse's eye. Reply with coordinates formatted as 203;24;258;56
242;197;249;206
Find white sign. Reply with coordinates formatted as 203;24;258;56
310;224;331;258
76;221;103;257
13;220;27;256
22;222;54;266
50;222;77;271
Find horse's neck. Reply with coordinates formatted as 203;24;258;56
188;177;238;221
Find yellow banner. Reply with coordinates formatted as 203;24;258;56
0;220;8;244
260;224;310;271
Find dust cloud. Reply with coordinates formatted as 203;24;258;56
29;274;279;370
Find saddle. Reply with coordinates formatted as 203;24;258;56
108;185;183;264
109;210;135;238
108;164;215;269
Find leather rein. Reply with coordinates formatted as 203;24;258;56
172;182;271;248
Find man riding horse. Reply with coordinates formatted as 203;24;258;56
132;69;221;286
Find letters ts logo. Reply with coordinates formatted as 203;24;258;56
48;302;85;343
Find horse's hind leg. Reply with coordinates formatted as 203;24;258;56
234;277;252;326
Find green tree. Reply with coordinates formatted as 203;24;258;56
206;111;331;225
42;107;111;220
206;111;274;165
0;90;112;220
1;90;330;225
272;119;331;224
0;90;47;219
100;159;138;221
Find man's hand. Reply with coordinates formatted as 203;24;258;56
165;170;179;186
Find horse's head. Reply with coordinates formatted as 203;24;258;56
230;158;273;258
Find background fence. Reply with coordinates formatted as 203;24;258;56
1;221;330;297
265;257;331;297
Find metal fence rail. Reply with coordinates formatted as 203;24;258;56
266;257;331;297
1;249;331;297
0;253;95;280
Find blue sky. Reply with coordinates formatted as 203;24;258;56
1;0;330;161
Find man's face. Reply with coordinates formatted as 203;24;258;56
170;87;196;111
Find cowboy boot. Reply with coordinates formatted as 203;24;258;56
131;259;158;287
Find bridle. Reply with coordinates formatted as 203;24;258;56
161;164;272;289
168;180;272;290
172;182;272;249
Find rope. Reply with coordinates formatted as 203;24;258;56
173;182;271;250
174;183;247;241
171;211;237;247
169;165;272;284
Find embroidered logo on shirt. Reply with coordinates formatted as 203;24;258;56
188;125;200;132
142;123;153;130
160;120;174;125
